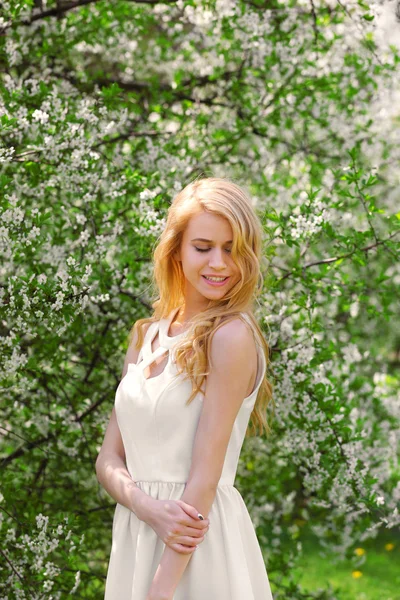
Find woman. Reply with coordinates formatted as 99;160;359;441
96;177;275;600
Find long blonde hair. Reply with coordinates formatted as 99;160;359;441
129;176;275;437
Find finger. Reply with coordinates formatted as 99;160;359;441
181;519;209;531
183;534;205;546
184;525;209;537
179;519;208;533
172;542;198;554
180;534;205;546
176;501;204;521
168;543;191;554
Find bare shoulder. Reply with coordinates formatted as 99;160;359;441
122;320;152;377
212;315;252;341
130;319;152;348
209;316;257;368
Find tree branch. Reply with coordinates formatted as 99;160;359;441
278;231;400;282
24;0;178;24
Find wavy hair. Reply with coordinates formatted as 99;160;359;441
129;176;275;438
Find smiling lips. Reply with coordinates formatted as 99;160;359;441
202;275;230;286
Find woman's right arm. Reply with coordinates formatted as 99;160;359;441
95;321;210;552
95;322;152;522
95;407;151;521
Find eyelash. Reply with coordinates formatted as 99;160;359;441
195;247;232;254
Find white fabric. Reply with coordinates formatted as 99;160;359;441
104;306;274;599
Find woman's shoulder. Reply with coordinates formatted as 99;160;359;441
211;313;257;349
210;312;263;361
207;316;258;382
129;318;151;340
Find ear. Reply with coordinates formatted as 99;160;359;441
173;250;181;262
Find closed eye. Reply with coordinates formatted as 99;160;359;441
195;247;232;253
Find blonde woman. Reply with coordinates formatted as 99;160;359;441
96;177;275;600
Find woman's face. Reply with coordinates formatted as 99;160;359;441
175;211;241;307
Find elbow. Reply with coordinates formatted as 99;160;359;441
187;474;219;494
95;454;103;482
188;465;222;491
206;481;219;494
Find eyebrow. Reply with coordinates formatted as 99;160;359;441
191;238;233;243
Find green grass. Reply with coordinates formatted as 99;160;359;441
292;529;400;600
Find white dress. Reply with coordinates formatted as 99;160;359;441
104;306;274;600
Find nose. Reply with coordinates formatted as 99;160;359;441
208;248;227;269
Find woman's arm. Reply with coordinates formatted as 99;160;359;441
95;323;152;523
95;407;151;522
147;318;257;599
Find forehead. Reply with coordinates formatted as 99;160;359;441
184;211;233;240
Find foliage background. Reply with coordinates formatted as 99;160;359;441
1;0;399;598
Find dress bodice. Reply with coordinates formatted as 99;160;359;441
114;306;266;487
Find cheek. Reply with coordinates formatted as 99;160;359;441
229;258;239;274
187;250;206;271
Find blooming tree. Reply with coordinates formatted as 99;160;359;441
0;0;399;598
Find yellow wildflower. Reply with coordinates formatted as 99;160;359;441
385;543;395;551
352;571;363;579
354;547;365;556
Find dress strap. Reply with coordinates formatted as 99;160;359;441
137;321;159;364
135;308;189;374
139;343;169;372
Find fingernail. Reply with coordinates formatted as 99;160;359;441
198;513;204;520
